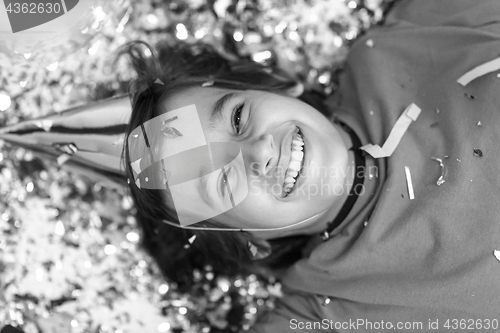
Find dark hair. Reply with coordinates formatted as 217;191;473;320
116;40;332;291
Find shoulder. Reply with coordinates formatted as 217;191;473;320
384;0;500;32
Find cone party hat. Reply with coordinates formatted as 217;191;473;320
0;95;131;189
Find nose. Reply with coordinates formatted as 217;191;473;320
246;133;275;177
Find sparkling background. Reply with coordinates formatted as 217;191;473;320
0;0;394;331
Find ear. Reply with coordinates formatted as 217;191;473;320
247;237;272;260
285;82;304;97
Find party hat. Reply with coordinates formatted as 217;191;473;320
0;94;131;189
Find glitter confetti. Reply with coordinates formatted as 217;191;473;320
0;93;12;111
430;157;446;186
0;0;392;330
33;120;54;132
473;148;483;157
404;166;415;200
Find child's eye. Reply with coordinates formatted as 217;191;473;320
232;103;244;134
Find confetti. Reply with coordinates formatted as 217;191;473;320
464;93;475;99
188;235;197;244
431;157;446;186
361;103;421;158
473;148;483;157
247;241;259;257
0;93;12;111
53;143;78;155
33;119;54;132
404;166;415;200
365;39;374;47
494;250;500;262
477;121;482;127
457;56;500;86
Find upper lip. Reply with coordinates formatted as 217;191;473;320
278;126;300;196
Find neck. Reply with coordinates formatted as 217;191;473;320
297;122;357;235
306;150;356;234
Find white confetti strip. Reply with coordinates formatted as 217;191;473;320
404;166;415;200
361;103;421;158
494;250;500;262
457;56;500;86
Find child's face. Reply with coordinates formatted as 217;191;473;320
163;86;351;237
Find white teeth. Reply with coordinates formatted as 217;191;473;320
288;160;301;172
291;150;304;160
283;132;305;195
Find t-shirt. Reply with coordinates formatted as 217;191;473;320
248;0;500;332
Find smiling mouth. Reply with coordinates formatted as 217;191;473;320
283;128;305;197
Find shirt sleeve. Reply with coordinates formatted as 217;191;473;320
246;286;333;333
385;0;500;32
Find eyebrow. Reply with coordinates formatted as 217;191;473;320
209;93;237;130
